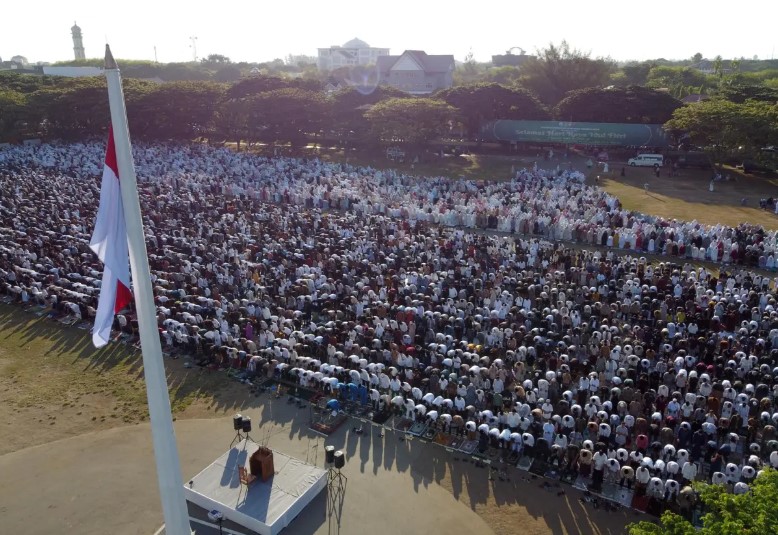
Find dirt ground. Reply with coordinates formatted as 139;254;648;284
0;302;260;456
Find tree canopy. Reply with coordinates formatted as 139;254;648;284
437;83;549;138
628;470;778;535
555;86;682;124
517;41;616;106
665;98;778;164
365;98;457;147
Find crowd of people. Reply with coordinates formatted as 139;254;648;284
3;140;778;516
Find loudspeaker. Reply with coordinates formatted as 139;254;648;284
334;450;345;469
233;414;244;431
242;416;252;433
325;445;335;464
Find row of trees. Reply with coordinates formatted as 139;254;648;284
0;72;684;147
44;43;778;110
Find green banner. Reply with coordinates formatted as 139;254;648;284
481;120;669;147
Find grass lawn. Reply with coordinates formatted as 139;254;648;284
593;164;778;230
0;304;235;455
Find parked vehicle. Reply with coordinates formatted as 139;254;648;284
627;154;664;167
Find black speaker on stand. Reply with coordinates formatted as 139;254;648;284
325;445;336;484
230;414;244;448
328;450;347;493
242;416;255;443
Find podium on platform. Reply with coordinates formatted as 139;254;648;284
249;446;275;482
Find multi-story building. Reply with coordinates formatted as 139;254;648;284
317;38;389;71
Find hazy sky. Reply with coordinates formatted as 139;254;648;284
3;1;777;65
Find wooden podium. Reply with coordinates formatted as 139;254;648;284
249;446;275;482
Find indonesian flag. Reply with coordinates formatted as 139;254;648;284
90;129;133;347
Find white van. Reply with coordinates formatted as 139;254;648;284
628;154;664;167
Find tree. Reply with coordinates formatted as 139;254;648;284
517;41;616;106
329;85;408;141
436;83;549;138
0;90;29;140
554;86;682;123
713;55;724;81
130;81;226;139
665;98;778;166
483;66;523;86
615;61;658;87
646;66;711;97
453;48;487;86
628;470;778;535
241;88;330;145
158;63;212;82
0;72;61;94
214;65;242;83
717;84;778;104
226;75;292;99
201;54;231;65
364;98;457;147
29;78;110;139
692;52;703;63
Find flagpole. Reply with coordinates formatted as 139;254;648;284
103;45;192;535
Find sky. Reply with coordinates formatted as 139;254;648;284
3;1;777;65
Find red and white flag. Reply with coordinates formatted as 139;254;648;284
90;129;132;348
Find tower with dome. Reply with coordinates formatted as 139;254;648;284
71;22;86;60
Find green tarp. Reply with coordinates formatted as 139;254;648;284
480;120;669;147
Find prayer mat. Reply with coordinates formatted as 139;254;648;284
409;421;428;436
371;411;391;425
516;456;533;471
459;439;478;454
435;432;457;448
600;482;630;504
309;412;347;436
394;418;413;431
559;471;577;485
543;468;562;480
422;427;438;440
447;436;464;449
572;474;591;491
529;459;549;477
631;494;650;512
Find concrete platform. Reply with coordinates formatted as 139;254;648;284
183;439;326;535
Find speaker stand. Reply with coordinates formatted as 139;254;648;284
230;431;244;449
328;467;347;494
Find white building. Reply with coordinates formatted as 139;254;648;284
317;38;389;71
42;66;103;77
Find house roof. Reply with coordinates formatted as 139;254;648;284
376;50;454;74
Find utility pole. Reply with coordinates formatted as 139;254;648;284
154;46;158;63
189;36;198;62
